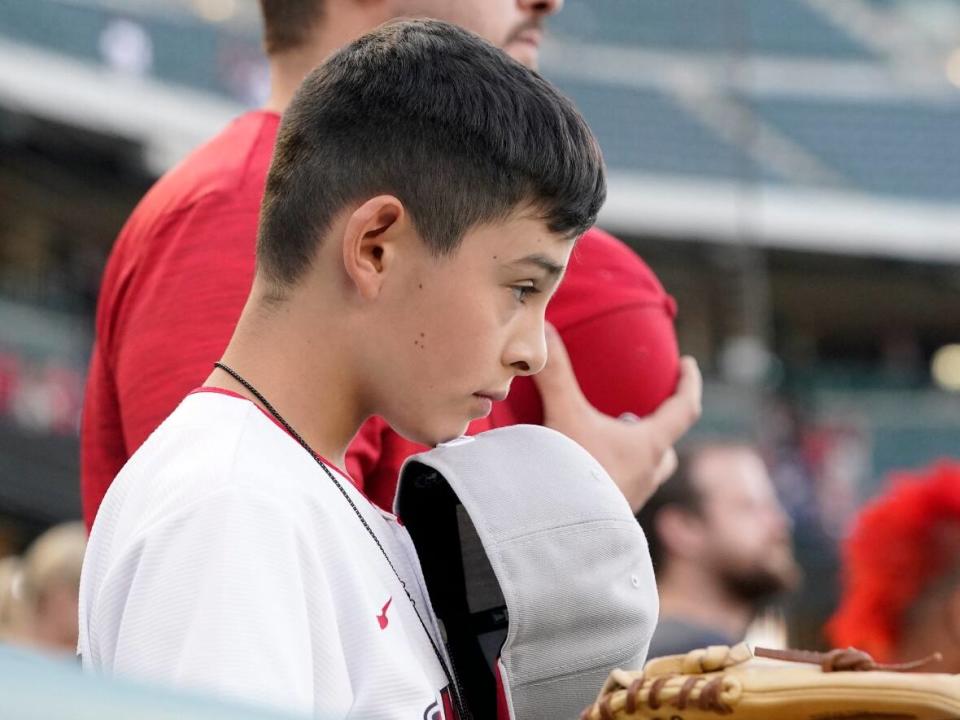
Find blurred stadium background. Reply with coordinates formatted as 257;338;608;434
0;0;958;646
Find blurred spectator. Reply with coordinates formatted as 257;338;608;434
17;522;86;655
12;363;83;436
98;18;153;77
828;461;960;671
637;441;801;657
0;351;19;417
0;555;25;643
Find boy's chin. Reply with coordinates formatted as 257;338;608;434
401;419;470;449
430;428;469;447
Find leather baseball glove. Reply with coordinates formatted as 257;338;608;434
580;643;960;720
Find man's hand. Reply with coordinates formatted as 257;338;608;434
534;325;702;512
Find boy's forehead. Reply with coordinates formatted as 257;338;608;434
461;216;575;265
479;212;573;245
505;252;567;277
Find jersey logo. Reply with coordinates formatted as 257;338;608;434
376;596;393;630
422;687;458;719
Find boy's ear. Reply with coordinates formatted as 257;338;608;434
341;195;407;300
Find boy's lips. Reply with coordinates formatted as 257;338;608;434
508;28;542;50
511;28;543;45
473;389;509;403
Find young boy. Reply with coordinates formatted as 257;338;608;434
78;19;605;719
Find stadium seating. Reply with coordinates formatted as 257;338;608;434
549;0;876;59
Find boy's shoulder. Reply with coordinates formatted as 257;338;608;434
96;390;340;546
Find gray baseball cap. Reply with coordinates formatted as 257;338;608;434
396;424;658;720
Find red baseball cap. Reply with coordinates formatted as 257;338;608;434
496;227;680;426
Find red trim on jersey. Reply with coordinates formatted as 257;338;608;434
188;387;356;484
495;658;511;720
188;386;247;400
441;687;458;720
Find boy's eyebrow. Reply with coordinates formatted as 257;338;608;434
511;254;566;277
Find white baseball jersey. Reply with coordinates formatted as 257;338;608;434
79;389;458;719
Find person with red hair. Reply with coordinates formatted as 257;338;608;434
827;461;960;671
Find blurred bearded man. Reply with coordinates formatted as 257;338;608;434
637;442;801;657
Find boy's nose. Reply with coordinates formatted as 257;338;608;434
506;326;548;376
519;0;564;16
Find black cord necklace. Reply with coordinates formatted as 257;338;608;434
212;361;468;718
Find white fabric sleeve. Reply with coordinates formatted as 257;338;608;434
95;486;352;718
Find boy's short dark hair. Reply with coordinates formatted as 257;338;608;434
257;19;606;289
257;1;323;55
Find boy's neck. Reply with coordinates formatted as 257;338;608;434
205;289;365;471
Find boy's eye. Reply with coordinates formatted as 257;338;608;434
511;285;539;303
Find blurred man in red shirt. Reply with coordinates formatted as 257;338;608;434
81;0;701;530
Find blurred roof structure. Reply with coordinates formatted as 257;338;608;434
547;0;960;259
1;0;959;259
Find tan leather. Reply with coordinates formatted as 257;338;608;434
581;643;960;720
